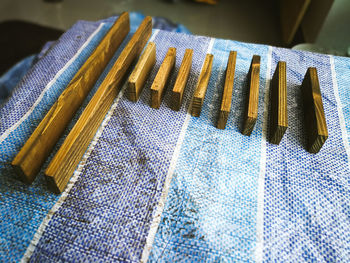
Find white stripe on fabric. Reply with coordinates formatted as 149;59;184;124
21;29;160;263
255;45;272;263
0;23;105;144
330;55;350;165
140;37;215;263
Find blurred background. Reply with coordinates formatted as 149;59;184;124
0;0;349;78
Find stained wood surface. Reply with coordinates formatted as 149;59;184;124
191;54;214;117
127;42;156;102
11;12;130;184
150;47;176;109
301;67;328;153
172;49;193;111
242;55;260;136
269;61;288;144
217;51;237;129
45;16;152;193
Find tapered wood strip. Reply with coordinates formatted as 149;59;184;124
190;54;214;117
172;49;193;111
45;16;152;193
242;55;260;136
11;13;130;184
301;67;328;153
150;47;176;109
269;61;288;144
127;42;156;102
217;51;237;129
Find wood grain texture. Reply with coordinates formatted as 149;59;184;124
190;54;214;117
301;67;328;153
127;42;156;102
280;0;311;44
217;51;237;129
11;12;130;184
150;47;176;109
172;49;193;111
269;61;288;144
45;16;152;193
242;55;260;136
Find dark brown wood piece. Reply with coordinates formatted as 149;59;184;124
217;51;237;129
191;54;214;117
301;67;328;153
242;55;260;136
269;61;288;144
150;47;176;109
11;12;130;184
172;49;193;111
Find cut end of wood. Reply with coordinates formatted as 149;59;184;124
217;111;229;129
45;174;63;194
269;125;288;145
191;97;203;117
11;162;36;184
308;135;328;154
242;117;257;136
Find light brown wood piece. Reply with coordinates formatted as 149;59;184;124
301;67;328;153
127;42;156;102
217;51;237;129
269;61;288;145
242;55;260;136
11;12;130;184
150;47;176;109
280;0;311;44
190;54;214;117
172;49;193;111
45;16;152;193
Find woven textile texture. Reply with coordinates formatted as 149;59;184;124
0;16;349;262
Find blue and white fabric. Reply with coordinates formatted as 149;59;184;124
0;15;349;263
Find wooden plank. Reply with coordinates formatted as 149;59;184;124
217;51;237;129
301;67;328;153
127;42;156;102
11;12;130;184
45;16;152;193
150;47;176;109
269;61;288;144
190;54;214;117
280;0;311;44
172;49;193;111
242;55;260;136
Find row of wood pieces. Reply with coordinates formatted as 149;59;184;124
126;42;328;154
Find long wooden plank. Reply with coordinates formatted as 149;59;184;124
11;12;130;184
242;55;260;136
269;61;288;145
45;16;152;193
127;42;156;102
217;51;237;129
172;49;193;111
301;67;328;153
190;54;214;117
150;47;176;109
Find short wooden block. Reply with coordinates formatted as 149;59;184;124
269;61;288;144
150;47;176;109
242;55;260;136
127;42;156;102
45;16;152;193
301;67;328;153
11;12;130;184
190;54;214;117
172;49;193;111
217;51;237;129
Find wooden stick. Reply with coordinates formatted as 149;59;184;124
301;67;328;153
127;42;156;102
242;55;260;136
11;13;130;184
269;61;288;144
45;16;152;193
217;51;237;129
190;54;214;117
150;47;176;109
172;49;193;111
